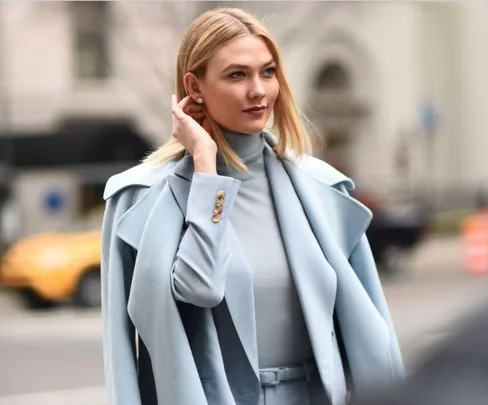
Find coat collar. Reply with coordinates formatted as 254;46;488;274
103;132;354;202
103;159;178;201
169;132;353;187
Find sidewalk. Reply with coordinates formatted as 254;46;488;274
0;288;23;317
383;234;488;372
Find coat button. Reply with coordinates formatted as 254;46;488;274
212;213;221;223
214;206;223;215
215;199;224;207
217;190;226;199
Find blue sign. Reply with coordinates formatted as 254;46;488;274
44;190;66;213
420;100;439;135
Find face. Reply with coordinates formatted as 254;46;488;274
197;35;280;134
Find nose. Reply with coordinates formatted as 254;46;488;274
248;77;266;100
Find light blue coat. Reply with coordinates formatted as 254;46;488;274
101;134;404;405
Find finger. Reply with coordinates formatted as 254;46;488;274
171;111;179;132
178;95;193;111
172;107;185;121
183;103;204;114
189;112;205;120
171;94;186;120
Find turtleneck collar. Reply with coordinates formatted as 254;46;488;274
216;128;266;181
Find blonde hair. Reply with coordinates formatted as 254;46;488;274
144;7;312;170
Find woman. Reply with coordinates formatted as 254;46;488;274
101;7;404;405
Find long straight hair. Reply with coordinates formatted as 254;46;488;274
144;8;311;170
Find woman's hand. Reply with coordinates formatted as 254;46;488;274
172;94;217;151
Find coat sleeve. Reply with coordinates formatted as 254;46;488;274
101;190;141;405
171;172;241;307
349;233;405;381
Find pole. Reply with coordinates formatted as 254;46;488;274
421;100;438;208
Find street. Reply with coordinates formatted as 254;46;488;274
0;308;105;405
1;238;487;405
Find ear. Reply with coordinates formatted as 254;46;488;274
183;72;203;103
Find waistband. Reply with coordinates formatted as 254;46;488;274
259;358;317;386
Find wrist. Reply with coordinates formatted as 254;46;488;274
193;146;217;174
192;137;217;156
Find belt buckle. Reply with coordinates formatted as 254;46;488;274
262;369;281;386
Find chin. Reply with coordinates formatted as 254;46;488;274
218;117;267;135
239;122;267;135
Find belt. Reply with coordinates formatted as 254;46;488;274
259;359;317;386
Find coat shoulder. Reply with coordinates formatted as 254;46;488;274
103;159;178;201
263;131;354;190
289;154;355;190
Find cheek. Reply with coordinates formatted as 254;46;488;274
203;88;224;118
205;85;242;115
266;79;280;107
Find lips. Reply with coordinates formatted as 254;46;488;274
243;106;266;112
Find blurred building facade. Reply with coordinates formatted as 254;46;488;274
0;1;199;245
0;1;487;244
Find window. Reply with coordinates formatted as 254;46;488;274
72;2;110;80
315;62;351;91
312;61;355;175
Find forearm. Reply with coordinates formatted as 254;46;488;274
171;172;240;307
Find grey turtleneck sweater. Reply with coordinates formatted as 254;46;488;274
217;130;314;369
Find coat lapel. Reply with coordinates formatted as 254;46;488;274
263;140;380;402
168;156;260;381
282;156;372;258
262;132;371;259
276;144;394;393
263;146;338;399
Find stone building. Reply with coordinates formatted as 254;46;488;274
0;1;487;242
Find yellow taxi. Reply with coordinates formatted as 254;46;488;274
0;208;103;308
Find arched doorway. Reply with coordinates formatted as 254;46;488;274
309;60;369;179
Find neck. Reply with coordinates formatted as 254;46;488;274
216;128;265;181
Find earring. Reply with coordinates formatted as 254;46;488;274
197;97;203;104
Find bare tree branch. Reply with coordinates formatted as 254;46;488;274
108;2;197;133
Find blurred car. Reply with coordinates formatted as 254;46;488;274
353;190;429;274
0;207;103;308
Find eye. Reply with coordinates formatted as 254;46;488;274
262;67;277;78
229;71;245;79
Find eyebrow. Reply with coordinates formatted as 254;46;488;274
221;60;276;74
